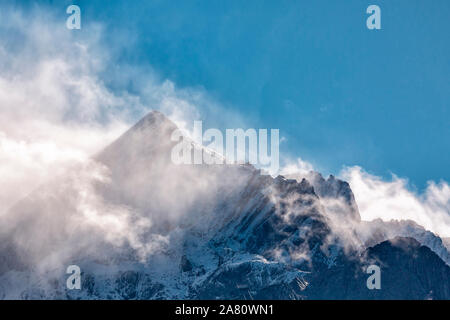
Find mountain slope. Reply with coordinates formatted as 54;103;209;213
0;111;449;300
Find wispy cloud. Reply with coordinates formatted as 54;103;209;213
280;157;315;176
0;6;252;269
281;158;450;239
341;166;450;238
0;9;135;213
0;6;243;214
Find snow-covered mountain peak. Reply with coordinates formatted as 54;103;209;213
1;111;449;300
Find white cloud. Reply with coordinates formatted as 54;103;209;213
278;158;450;239
280;157;315;176
341;166;450;237
0;7;238;214
0;6;249;269
0;12;136;213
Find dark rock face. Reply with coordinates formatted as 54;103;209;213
1;111;449;300
180;255;193;272
364;237;450;299
195;235;450;300
304;237;450;300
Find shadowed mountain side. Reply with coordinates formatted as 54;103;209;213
304;237;450;300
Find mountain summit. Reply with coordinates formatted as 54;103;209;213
1;111;449;299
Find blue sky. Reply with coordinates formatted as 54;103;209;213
13;0;450;190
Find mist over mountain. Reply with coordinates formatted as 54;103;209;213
0;111;449;300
